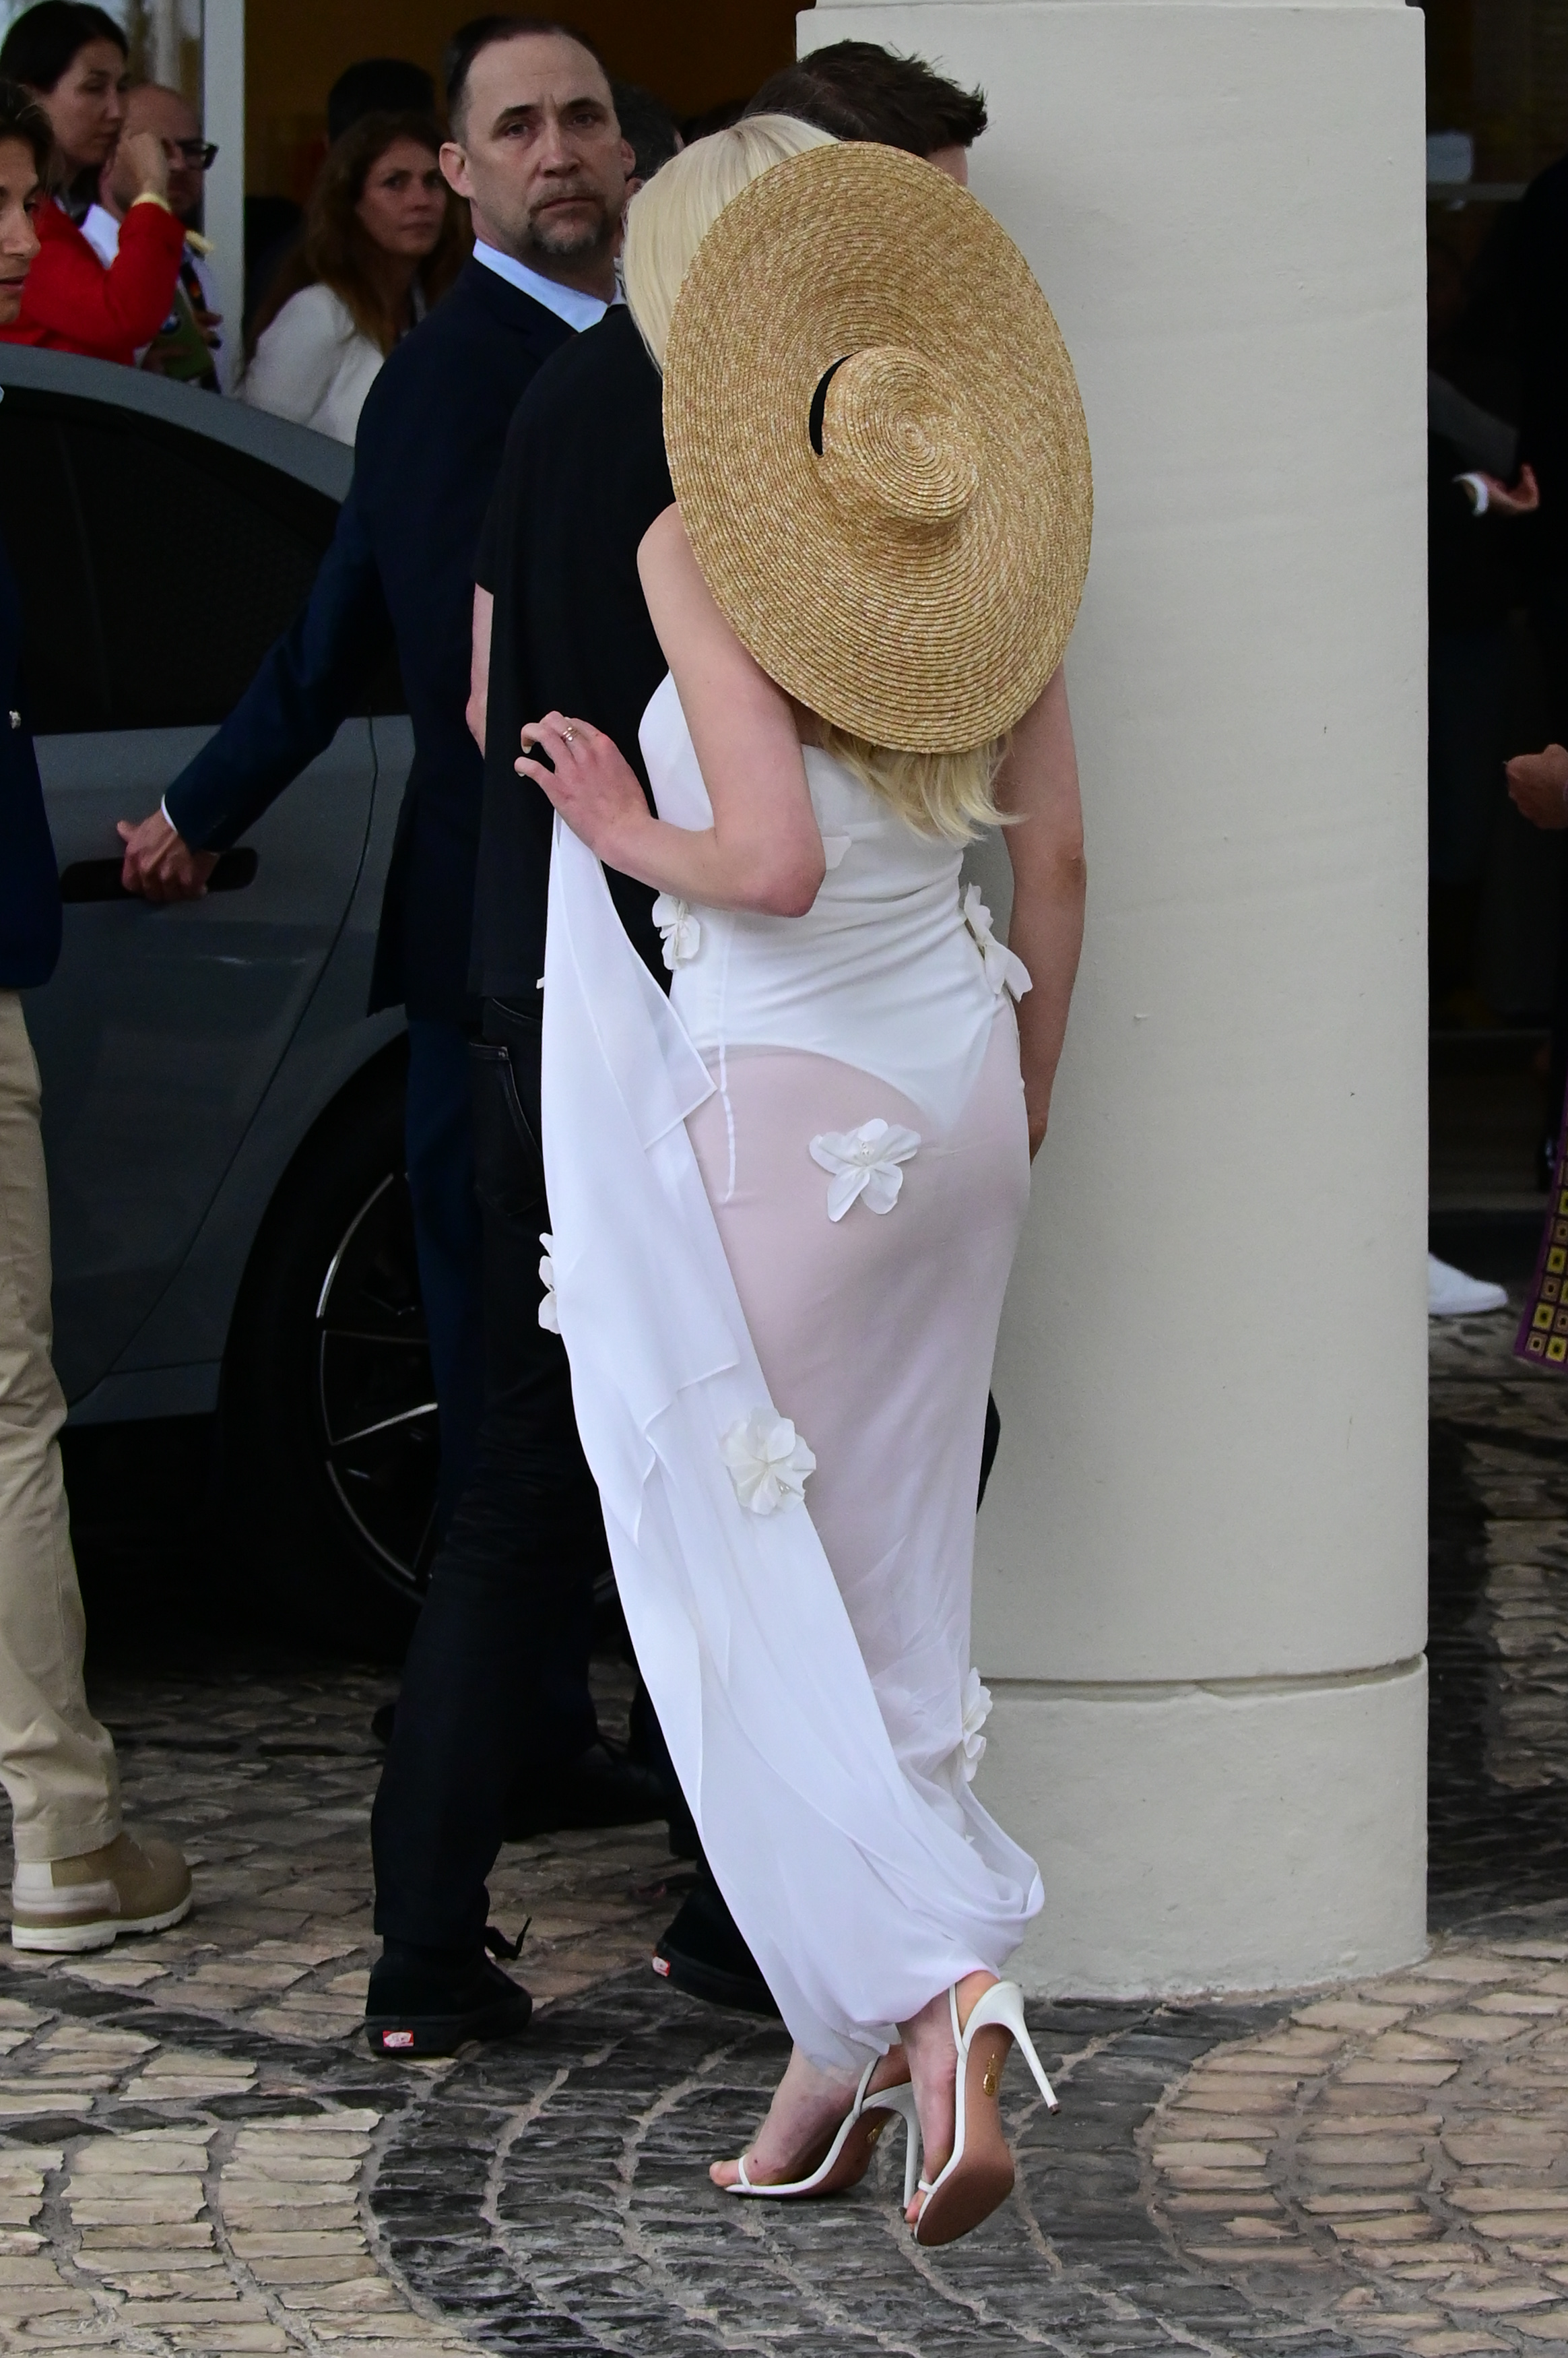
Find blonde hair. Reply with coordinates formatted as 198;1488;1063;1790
622;114;836;369
818;726;1010;842
625;113;1009;845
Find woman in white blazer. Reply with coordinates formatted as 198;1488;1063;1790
242;110;465;445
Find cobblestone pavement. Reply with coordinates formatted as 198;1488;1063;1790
0;1311;1557;2353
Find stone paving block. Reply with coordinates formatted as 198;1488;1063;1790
1299;2137;1433;2163
280;2280;404;2312
248;2257;379;2285
1174;2084;1298;2112
1340;2062;1461;2086
181;1963;309;1994
115;2296;273;2322
1454;2195;1568;2217
1406;2333;1512;2353
66;2195;207;2225
1442;2288;1559;2314
69;2140;211;2170
148;2336;297;2355
224;2157;360;2183
228;2233;370;2258
77;2223;214;2250
56;1961;165;1994
1330;2216;1440;2243
1304;2195;1428;2215
1294;2000;1414;2031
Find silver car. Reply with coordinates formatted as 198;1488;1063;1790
5;346;436;1630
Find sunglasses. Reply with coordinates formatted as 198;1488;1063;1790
168;139;218;170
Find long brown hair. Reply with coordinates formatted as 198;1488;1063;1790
247;110;467;363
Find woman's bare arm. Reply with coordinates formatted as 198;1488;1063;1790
997;666;1086;1155
515;505;825;917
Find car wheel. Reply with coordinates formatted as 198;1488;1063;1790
223;1045;436;1651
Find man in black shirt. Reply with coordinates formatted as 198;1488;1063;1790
366;305;687;2052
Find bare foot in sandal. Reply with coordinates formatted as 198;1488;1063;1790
711;2043;912;2194
900;1971;996;2227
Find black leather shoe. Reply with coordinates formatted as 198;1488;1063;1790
364;1938;532;2058
502;1740;668;1841
653;1878;779;2018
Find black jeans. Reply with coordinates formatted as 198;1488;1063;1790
371;998;606;1956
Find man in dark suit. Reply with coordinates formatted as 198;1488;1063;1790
115;18;651;1839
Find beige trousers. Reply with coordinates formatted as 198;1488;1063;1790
0;991;119;1864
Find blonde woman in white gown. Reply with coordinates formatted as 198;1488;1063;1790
519;129;1092;2248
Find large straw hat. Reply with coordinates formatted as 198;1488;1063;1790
662;140;1092;753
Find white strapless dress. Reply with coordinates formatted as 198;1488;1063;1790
541;675;1043;2074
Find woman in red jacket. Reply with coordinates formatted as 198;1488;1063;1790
0;3;182;365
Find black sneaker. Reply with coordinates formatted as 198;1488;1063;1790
502;1740;668;1841
364;1936;533;2058
653;1878;779;2018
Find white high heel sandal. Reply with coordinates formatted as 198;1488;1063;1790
912;1980;1059;2248
728;2054;923;2205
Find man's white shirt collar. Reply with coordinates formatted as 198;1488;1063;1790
471;241;620;332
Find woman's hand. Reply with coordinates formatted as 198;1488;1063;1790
1026;1108;1048;1160
515;712;649;867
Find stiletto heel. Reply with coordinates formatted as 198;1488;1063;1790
912;1980;1058;2248
727;2053;920;2202
901;2089;923;2209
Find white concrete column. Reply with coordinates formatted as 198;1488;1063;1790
200;0;244;367
802;0;1429;1994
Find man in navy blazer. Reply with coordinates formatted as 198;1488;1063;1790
0;83;193;1954
116;22;661;2020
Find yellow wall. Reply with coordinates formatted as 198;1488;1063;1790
248;1;808;197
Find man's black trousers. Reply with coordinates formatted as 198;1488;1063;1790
372;996;606;1956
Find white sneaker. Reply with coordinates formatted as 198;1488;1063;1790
1429;1253;1508;1318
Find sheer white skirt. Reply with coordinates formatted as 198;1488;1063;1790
687;1027;1028;1808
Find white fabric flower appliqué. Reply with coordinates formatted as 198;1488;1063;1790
537;1233;560;1333
960;1668;993;1783
809;1118;921;1222
962;885;1032;1001
651;892;701;969
720;1410;816;1515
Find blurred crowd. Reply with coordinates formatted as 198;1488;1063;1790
0;2;694;443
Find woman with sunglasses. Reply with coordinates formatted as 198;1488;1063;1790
0;1;185;369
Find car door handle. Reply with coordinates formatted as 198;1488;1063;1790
58;848;259;903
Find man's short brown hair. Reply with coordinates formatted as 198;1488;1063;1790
745;40;987;158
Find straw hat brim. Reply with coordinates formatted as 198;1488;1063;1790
662;141;1092;754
